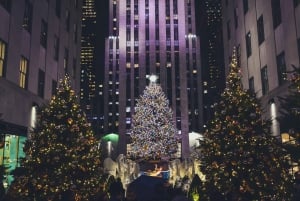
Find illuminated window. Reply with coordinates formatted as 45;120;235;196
19;57;28;89
0;134;26;187
0;39;7;77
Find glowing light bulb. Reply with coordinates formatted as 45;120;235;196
149;75;158;83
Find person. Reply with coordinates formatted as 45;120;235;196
108;180;125;201
125;183;138;201
92;192;109;201
60;190;76;201
171;188;189;201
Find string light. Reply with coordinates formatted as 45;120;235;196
198;47;293;200
10;76;103;200
130;79;178;160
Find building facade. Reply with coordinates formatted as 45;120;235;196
0;0;82;185
197;0;225;125
81;0;103;135
222;0;300;137
80;0;97;119
103;0;203;158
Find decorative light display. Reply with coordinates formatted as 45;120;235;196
198;48;293;200
278;65;300;166
9;76;102;201
129;78;178;161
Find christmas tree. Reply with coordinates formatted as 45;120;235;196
10;76;102;200
129;75;178;161
278;65;300;163
199;48;293;200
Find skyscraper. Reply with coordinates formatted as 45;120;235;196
103;0;203;158
81;0;97;120
197;0;225;125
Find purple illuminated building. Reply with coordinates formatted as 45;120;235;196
103;0;203;158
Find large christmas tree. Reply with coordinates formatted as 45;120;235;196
10;76;102;200
199;49;293;200
129;75;178;161
278;65;300;164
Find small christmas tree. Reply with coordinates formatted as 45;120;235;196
10;76;102;200
199;48;293;200
278;65;300;163
129;75;178;161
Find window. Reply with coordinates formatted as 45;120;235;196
246;32;252;57
19;57;29;89
0;39;7;77
234;8;238;28
261;66;269;95
272;0;281;29
74;0;78;8
40;20;48;48
65;10;70;32
54;35;59;60
257;15;265;45
276;52;287;85
52;80;57;95
298;38;300;65
23;0;33;32
72;58;76;78
55;0;61;18
37;69;45;98
243;0;248;14
249;77;254;94
227;20;231;40
0;0;11;12
73;24;78;43
64;48;69;74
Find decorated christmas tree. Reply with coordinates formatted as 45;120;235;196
10;76;102;200
129;75;178;161
278;65;300;163
199;48;293;200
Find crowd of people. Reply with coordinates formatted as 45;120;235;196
101;178;189;201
